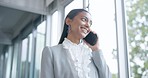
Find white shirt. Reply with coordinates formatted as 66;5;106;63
63;38;92;78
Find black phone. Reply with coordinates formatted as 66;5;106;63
83;31;98;46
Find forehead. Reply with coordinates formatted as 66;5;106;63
75;11;92;20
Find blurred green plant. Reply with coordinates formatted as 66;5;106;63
126;0;148;78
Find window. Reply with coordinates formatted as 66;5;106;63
89;0;118;78
51;11;58;46
65;0;83;17
20;38;28;78
28;33;33;78
11;42;20;78
125;0;148;78
34;21;46;78
0;55;4;78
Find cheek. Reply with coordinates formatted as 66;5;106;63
71;24;80;32
71;20;84;31
72;23;81;29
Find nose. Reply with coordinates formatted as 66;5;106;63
85;21;91;28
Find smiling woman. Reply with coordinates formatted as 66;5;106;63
40;9;112;78
41;9;111;78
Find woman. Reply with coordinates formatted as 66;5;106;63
40;9;111;78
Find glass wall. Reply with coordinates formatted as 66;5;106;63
3;52;8;78
34;21;46;78
51;11;59;46
0;47;9;78
89;0;118;78
11;41;20;78
20;38;28;78
2;0;145;78
5;46;13;78
0;53;7;78
125;0;148;78
3;18;46;78
64;0;118;77
65;0;83;16
0;54;4;78
28;34;33;78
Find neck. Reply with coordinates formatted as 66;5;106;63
67;33;80;44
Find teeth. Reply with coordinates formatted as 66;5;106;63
82;28;87;34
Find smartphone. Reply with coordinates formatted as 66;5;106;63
83;31;98;46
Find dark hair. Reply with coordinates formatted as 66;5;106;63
58;9;89;44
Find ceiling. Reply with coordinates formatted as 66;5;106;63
0;5;40;54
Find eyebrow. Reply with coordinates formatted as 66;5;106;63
82;16;88;19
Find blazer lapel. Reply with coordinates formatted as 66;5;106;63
61;44;79;78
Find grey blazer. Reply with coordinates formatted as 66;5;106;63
40;44;111;78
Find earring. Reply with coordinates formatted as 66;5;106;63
67;25;71;33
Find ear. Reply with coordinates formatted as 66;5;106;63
65;18;72;26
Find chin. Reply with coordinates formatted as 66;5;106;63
79;32;88;38
81;34;87;38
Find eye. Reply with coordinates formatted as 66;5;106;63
81;17;87;22
89;21;92;27
81;17;92;27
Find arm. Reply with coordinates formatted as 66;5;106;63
40;46;54;78
92;50;112;78
84;32;111;78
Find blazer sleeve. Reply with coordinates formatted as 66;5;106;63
40;46;54;78
92;50;112;78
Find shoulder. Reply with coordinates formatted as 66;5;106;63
49;44;64;53
51;44;63;50
42;44;68;61
43;44;62;51
42;44;64;55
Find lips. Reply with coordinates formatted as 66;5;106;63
81;27;88;34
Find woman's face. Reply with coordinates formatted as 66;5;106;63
67;11;92;39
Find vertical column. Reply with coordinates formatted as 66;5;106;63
45;15;52;46
17;40;22;78
25;38;29;78
0;55;4;78
83;0;89;10
29;29;37;78
57;0;65;42
5;46;13;78
3;52;7;78
115;0;130;78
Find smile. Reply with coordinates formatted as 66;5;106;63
81;27;88;34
